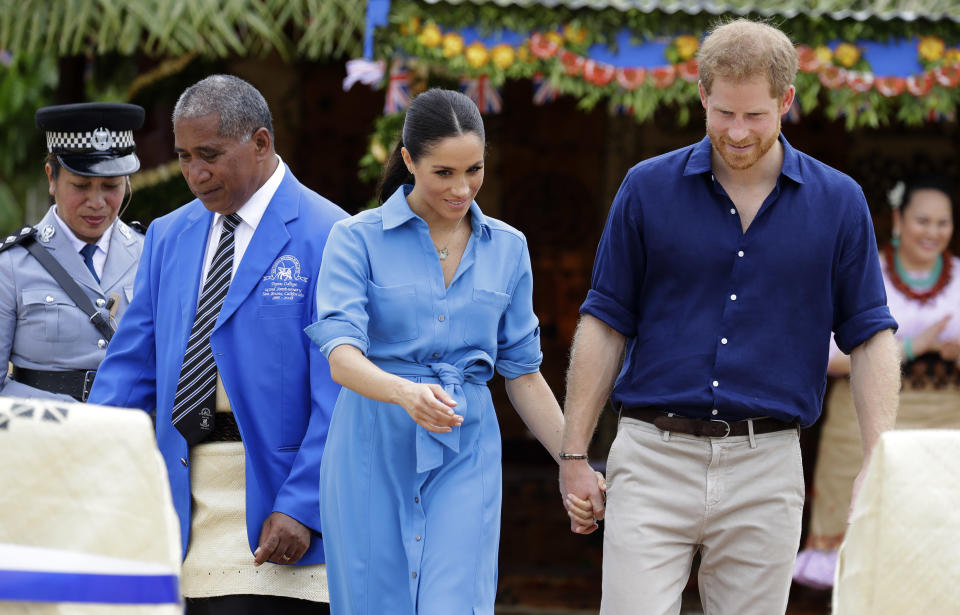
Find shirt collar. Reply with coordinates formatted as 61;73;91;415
214;154;285;231
53;206;114;255
683;134;804;185
381;184;491;239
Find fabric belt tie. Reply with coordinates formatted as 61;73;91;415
373;357;489;474
621;406;797;438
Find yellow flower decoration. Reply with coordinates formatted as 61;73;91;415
546;31;564;47
417;23;442;48
945;48;960;64
563;24;587;45
370;140;388;164
492;44;515;70
442;32;464;58
919;36;946;62
465;41;490;68
674;35;699;61
834;43;860;68
815;45;833;64
517;45;530;63
399;17;420;36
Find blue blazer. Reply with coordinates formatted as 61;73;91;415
89;166;347;562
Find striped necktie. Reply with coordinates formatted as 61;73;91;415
171;213;242;445
79;243;99;284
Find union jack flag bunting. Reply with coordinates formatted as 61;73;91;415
384;59;411;114
460;75;502;114
532;73;558;106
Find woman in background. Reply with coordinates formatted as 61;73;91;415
795;176;960;588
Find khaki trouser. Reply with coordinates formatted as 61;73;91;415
601;417;804;615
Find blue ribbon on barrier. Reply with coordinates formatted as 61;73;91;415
0;570;180;604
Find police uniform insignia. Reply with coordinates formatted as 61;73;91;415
0;226;36;253
129;220;148;234
91;127;114;151
38;224;55;243
117;221;132;240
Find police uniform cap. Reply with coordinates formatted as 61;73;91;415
36;102;145;178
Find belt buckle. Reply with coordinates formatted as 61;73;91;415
81;370;97;402
709;418;731;438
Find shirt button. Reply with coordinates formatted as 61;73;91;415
45;295;54;303
730;294;737;301
737;250;744;257
97;339;107;349
438;315;445;322
721;338;728;345
712;409;719;416
180;458;188;467
412;572;418;579
729;208;736;215
712;380;719;387
96;298;106;307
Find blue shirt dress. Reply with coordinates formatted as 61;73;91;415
305;185;542;614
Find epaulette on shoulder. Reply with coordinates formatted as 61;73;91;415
128;220;148;234
0;226;36;253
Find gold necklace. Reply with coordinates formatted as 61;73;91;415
435;215;465;260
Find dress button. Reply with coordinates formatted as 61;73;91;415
97;339;107;349
416;535;422;541
96;298;106;307
712;409;719;416
432;353;439;358
738;250;744;257
730;294;737;301
438;315;445;322
414;496;419;503
180;458;188;467
712;380;719;387
721;338;728;345
412;572;418;579
45;295;54;303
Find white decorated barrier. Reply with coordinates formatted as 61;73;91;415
0;398;181;613
834;430;960;614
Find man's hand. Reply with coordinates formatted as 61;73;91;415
254;511;311;566
560;460;606;535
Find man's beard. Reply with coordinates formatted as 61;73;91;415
707;117;780;171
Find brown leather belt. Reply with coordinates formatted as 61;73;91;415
207;412;242;442
621;407;797;438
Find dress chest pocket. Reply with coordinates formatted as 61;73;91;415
366;281;419;343
463;288;511;349
21;288;84;343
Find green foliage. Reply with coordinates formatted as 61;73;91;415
0;53;57;234
0;0;366;60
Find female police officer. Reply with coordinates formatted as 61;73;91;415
0;103;145;401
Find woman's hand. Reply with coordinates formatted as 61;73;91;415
396;380;463;433
939;337;960;362
912;315;951;356
563;470;607;534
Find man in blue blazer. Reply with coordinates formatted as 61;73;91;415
89;75;346;614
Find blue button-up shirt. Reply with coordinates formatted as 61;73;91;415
581;135;897;427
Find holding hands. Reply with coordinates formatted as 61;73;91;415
560;460;607;535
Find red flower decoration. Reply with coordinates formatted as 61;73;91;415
845;71;874;93
583;59;615;86
650;65;676;88
906;73;934;97
616;67;646;90
818;65;847;89
560;50;585;76
796;45;821;73
529;33;559;59
933;64;960;88
875;76;906;97
677;58;699;83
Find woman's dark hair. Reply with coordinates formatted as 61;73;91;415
902;175;956;215
45;153;61;180
377;88;485;203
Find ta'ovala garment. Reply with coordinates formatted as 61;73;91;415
306;185;542;615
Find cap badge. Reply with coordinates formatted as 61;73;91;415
38;225;55;243
90;127;114;151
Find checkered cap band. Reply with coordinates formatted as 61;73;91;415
46;129;135;153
